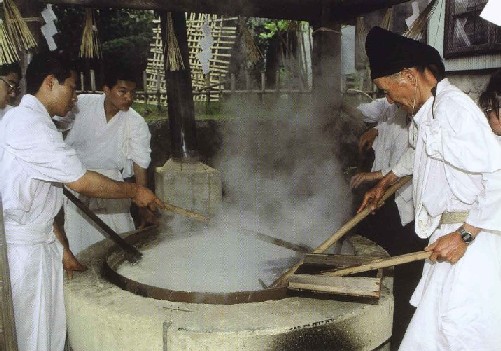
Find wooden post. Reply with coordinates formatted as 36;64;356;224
245;69;250;91
311;4;342;125
230;73;236;94
260;71;265;102
205;73;211;110
90;69;96;92
156;70;162;111
80;72;85;92
275;69;280;93
143;70;149;107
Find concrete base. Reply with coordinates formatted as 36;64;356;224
155;159;222;216
65;235;394;351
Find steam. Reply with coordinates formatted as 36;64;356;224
119;98;353;293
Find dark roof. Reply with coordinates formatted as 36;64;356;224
43;0;410;21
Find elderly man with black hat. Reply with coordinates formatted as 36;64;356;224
358;26;501;350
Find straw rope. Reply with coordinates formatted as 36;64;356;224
380;7;393;30
403;0;439;40
164;12;185;71
239;18;262;66
0;19;19;64
79;8;102;59
2;0;36;51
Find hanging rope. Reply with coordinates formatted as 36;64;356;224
0;19;19;64
239;17;262;67
2;0;36;51
403;0;439;40
79;8;102;59
164;12;185;71
380;7;393;30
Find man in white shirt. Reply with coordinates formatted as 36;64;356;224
479;69;501;137
0;51;164;351
63;65;155;255
350;98;413;226
0;62;21;120
359;26;501;350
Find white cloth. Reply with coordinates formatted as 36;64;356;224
391;79;501;350
0;104;12;120
357;98;414;225
0;95;86;351
63;94;151;254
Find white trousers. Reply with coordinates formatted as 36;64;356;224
399;224;501;351
7;233;65;351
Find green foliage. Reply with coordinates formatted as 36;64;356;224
259;20;290;40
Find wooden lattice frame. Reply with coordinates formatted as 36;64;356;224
146;14;238;104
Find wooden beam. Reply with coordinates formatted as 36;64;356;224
41;0;411;21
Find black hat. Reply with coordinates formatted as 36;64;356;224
365;26;444;80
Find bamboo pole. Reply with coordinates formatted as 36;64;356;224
323;250;430;277
271;175;412;287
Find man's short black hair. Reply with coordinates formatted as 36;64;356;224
0;62;22;77
25;51;76;95
102;63;138;89
479;69;501;119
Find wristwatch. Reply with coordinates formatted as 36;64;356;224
457;226;474;244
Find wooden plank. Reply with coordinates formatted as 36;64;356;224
288;274;381;299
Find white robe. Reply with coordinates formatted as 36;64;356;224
358;98;414;225
63;94;151;254
391;79;501;350
0;95;86;351
0;104;12;120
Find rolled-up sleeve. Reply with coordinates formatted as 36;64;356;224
126;112;151;169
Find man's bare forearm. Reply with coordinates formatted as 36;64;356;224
133;163;148;188
66;170;137;199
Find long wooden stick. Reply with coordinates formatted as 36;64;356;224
323;250;430;277
161;203;210;222
271;175;412;287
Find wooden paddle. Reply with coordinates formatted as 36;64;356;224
322;250;430;277
271;175;412;287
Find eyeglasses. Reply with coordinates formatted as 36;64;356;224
115;89;136;98
0;77;20;94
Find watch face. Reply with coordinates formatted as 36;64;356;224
461;232;473;243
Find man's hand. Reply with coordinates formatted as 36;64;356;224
350;171;383;189
137;206;159;228
356;172;399;213
62;248;87;279
358;128;378;154
132;185;166;211
357;186;386;213
425;231;467;264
